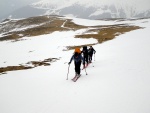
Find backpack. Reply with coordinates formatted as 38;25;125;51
83;46;87;50
82;46;88;56
74;47;81;53
88;48;92;54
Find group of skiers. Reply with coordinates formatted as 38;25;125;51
68;46;96;78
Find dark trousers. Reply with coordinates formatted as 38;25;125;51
83;55;88;64
89;54;93;61
74;61;81;75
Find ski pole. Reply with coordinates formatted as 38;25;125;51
91;61;94;67
84;65;88;75
66;64;70;80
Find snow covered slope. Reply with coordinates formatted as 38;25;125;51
0;17;150;113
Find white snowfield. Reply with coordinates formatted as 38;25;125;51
0;17;150;113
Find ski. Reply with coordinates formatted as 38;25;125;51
72;75;81;82
73;75;81;82
82;65;87;70
72;75;77;81
82;63;90;70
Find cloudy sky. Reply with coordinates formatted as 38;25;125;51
0;0;37;16
0;0;150;17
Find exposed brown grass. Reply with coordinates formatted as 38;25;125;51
0;58;59;75
66;25;140;50
0;16;68;41
0;66;33;74
0;34;21;41
75;25;141;43
63;19;86;30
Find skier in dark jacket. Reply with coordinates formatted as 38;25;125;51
81;46;89;68
88;46;96;63
68;48;84;76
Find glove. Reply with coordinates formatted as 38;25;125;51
68;62;71;65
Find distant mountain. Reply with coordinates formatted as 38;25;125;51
1;0;150;21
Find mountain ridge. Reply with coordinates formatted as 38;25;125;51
30;0;150;19
1;0;150;21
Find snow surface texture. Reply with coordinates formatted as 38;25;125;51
0;17;150;113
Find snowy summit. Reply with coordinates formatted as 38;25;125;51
1;0;150;21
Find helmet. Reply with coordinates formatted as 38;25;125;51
74;47;81;53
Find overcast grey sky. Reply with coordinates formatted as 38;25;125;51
0;0;37;16
0;0;150;17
